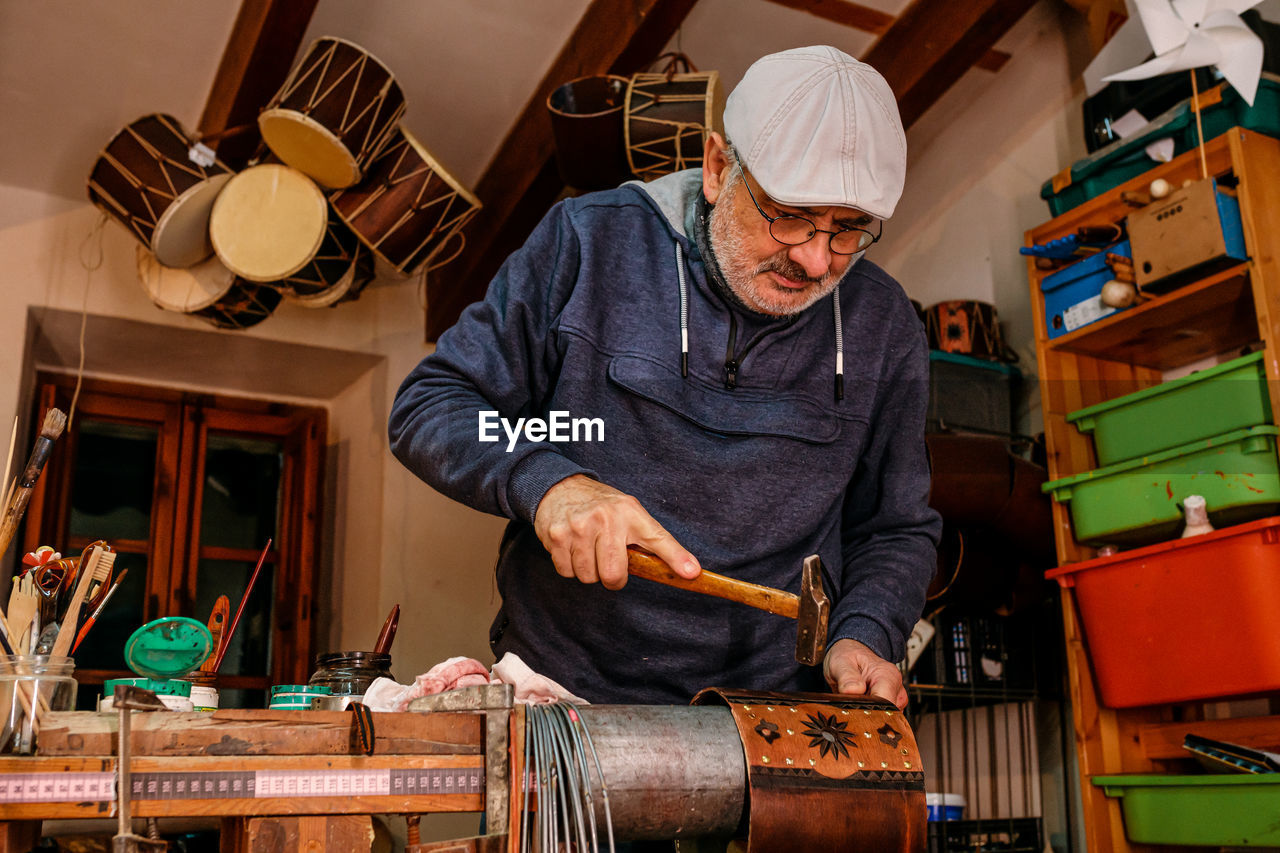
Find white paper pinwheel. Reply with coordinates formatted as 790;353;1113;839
1083;0;1266;105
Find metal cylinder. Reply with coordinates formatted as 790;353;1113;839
574;705;746;841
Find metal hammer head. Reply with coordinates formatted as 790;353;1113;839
795;555;830;667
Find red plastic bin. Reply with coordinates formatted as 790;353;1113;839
1046;516;1280;708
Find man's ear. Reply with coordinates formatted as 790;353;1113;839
702;132;731;204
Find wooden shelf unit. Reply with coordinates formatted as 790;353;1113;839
1026;128;1280;853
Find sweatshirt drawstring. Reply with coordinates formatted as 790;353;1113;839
832;287;844;401
676;242;689;377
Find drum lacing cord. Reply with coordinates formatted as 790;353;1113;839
69;213;109;428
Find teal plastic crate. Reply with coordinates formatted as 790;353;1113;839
1068;351;1272;465
1042;426;1280;545
1042;73;1280;216
1094;774;1280;846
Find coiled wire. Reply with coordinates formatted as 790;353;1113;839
523;702;616;852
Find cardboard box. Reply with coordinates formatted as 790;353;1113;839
1127;177;1247;292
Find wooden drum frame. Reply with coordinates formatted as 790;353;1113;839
258;36;406;190
136;247;281;330
625;69;724;181
87;113;232;268
330;126;481;277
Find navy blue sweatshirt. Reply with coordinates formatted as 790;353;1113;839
389;170;940;704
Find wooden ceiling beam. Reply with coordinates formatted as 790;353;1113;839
426;0;700;341
859;0;1036;128
197;0;319;166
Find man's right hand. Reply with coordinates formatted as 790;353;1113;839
534;474;701;590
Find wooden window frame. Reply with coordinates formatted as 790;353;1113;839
21;373;325;693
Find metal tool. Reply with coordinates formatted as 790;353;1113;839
113;685;169;853
626;547;831;666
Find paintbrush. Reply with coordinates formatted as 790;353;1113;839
212;539;271;672
0;408;68;560
373;604;399;655
70;568;128;654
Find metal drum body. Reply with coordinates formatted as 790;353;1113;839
137;247;281;330
330;127;481;276
258;36;406;189
625;71;724;181
87;113;232;268
208;163;329;283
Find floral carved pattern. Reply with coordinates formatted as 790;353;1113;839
754;720;781;744
802;712;857;760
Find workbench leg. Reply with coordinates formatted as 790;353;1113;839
220;818;248;853
237;815;374;852
0;822;40;853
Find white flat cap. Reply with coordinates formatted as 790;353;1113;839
723;46;907;220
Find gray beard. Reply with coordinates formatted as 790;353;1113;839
707;172;846;316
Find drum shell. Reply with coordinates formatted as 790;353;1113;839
924;299;1015;361
259;37;405;189
330;128;481;276
625;71;724;181
547;75;632;191
88;113;232;268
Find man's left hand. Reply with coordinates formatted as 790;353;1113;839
823;638;907;709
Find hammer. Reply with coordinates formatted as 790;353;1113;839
626;546;830;666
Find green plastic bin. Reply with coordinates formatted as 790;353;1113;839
1068;351;1272;465
1042;426;1280;545
1041;73;1280;216
1094;774;1280;846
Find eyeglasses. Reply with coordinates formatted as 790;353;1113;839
740;170;881;255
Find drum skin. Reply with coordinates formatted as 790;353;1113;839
330;126;481;276
259;36;405;189
87;113;232;268
693;688;927;853
208;164;329;282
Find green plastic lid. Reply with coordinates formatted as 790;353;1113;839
271;684;332;696
124;616;213;679
104;677;193;697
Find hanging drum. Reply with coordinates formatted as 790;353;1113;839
208;163;329;283
546;74;633;191
87;114;233;268
258;36;406;189
277;212;375;308
136;247;281;330
330;126;481;276
625;59;724;182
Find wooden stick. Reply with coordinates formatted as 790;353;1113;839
213;539;271;672
0;408;68;560
1;415;16;510
373;605;399;655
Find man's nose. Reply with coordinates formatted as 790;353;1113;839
787;234;835;280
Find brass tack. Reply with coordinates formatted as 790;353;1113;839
789;707;797;713
786;729;794;735
864;732;872;738
762;756;770;763
785;758;793;765
880;762;887;768
857;761;865;768
742;705;751;710
901;749;909;755
904;761;912;769
766;706;774;712
841;710;849;715
809;759;816;766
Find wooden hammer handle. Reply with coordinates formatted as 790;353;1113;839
626;547;800;619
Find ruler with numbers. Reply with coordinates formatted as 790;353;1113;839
0;767;481;804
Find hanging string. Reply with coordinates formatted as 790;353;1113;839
69;213;109;429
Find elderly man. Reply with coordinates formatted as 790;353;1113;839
389;45;940;707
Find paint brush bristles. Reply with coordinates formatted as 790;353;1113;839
0;407;69;560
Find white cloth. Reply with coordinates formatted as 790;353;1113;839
359;652;586;712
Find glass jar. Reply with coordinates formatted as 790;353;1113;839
308;651;394;698
0;655;77;755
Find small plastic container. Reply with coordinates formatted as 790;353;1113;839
0;655;77;755
925;792;966;822
1095;774;1280;846
269;683;331;710
101;677;194;712
309;651;393;698
177;672;219;712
